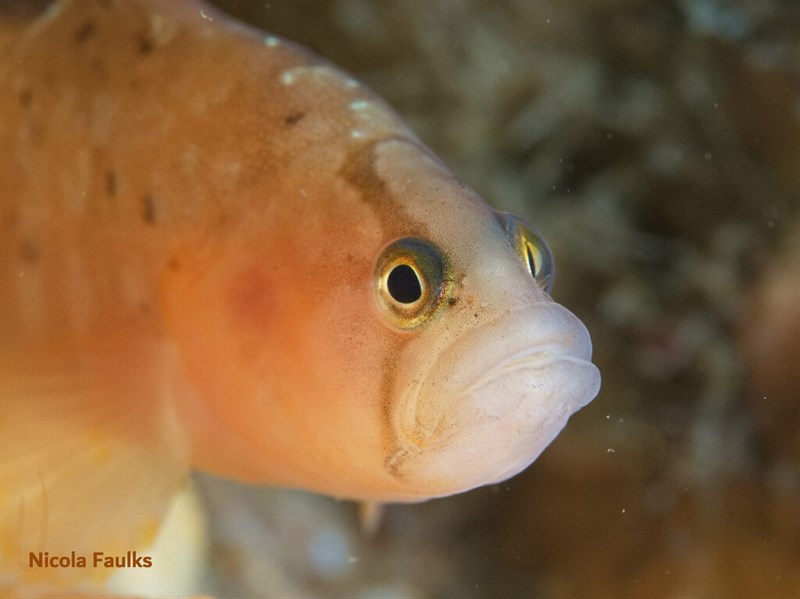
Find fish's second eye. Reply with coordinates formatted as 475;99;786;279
375;238;450;330
496;211;555;293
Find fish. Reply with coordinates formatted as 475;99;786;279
0;0;601;593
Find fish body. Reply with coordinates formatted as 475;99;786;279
0;0;600;592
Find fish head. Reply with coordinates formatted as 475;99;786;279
361;139;601;498
163;137;599;501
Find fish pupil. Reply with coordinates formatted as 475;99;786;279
525;242;537;276
387;264;422;304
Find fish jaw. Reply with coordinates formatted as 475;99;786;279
389;302;601;495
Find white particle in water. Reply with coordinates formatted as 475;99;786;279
309;528;350;578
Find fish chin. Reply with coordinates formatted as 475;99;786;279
409;356;600;493
391;302;601;496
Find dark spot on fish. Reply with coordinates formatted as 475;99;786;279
74;20;96;44
105;170;117;197
137;34;154;55
142;194;156;225
18;239;39;265
19;88;33;108
448;296;459;307
283;111;305;126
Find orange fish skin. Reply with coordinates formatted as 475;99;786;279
1;0;600;557
1;0;414;497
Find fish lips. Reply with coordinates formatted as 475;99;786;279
392;302;601;493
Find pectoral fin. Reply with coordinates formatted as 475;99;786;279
0;334;191;590
357;501;384;537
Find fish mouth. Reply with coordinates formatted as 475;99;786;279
389;302;600;492
451;345;597;431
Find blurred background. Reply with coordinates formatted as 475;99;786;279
196;1;800;597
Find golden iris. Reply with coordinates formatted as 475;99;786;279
375;238;450;330
496;212;555;292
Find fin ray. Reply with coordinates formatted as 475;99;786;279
0;334;191;589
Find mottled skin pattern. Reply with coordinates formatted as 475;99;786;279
0;0;599;592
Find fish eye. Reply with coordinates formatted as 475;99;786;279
375;238;450;330
496;212;555;293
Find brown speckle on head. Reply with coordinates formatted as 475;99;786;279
137;33;154;55
105;170;117;198
74;20;97;44
142;194;156;225
18;88;33;108
283;111;305;126
18;239;39;265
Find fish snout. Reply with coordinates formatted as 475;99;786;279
395;302;601;494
